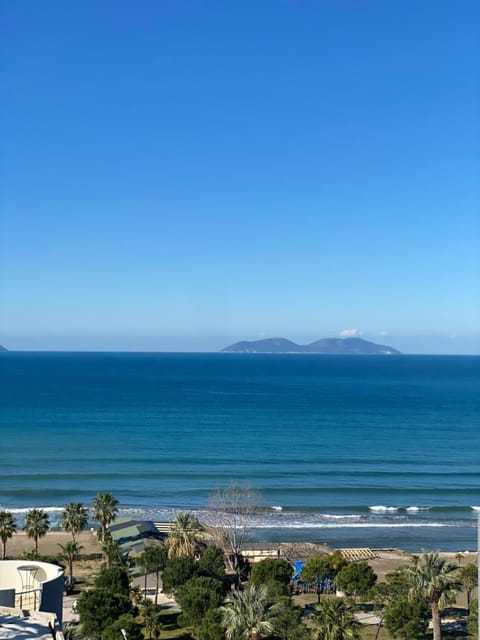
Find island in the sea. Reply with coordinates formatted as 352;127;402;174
0;345;8;352
222;336;402;355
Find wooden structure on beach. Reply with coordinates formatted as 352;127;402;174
337;548;378;561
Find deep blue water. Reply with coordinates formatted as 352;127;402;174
1;352;479;551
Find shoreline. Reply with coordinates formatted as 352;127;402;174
4;530;477;575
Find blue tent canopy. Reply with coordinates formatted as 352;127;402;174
292;561;305;580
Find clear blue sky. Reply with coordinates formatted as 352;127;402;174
1;1;479;353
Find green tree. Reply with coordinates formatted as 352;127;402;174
301;555;337;603
61;502;88;543
24;508;50;555
92;492;119;543
197;545;226;581
0;510;17;560
459;562;478;614
272;601;309;640
220;583;283;640
249;557;293;597
58;540;83;587
384;595;429;640
137;544;167;606
77;589;132;639
140;601;164;640
467;598;477;637
176;576;225;628
62;622;80;640
94;565;130;596
161;555;196;594
406;551;461;640
336;562;377;601
310;598;360;640
369;568;412;640
102;613;143;640
195;608;226;640
101;534;129;568
166;511;204;559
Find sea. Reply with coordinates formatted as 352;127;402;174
1;352;479;553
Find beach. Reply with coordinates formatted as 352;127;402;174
5;530;102;558
5;529;477;582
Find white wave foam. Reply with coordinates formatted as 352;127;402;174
271;506;283;511
406;506;430;512
369;505;399;513
322;514;363;520
5;506;64;514
471;506;480;512
255;522;457;529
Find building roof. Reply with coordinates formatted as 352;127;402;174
0;609;62;640
109;518;165;556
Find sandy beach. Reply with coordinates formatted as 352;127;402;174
5;530;477;582
5;530;102;558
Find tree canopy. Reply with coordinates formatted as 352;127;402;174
0;510;17;560
176;576;225;628
249;557;293;597
77;589;133;639
335;562;377;600
220;583;283;640
310;598;360;640
23;508;50;555
406;551;461;640
384;595;429;640
61;502;88;543
92;492;119;543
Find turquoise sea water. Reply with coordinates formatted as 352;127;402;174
1;352;479;552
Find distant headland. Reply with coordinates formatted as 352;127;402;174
0;345;8;352
222;336;402;355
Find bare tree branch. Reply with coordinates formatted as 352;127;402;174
207;483;260;576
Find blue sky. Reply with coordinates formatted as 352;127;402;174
1;0;479;353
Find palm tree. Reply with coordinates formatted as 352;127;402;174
166;511;204;559
138;544;167;606
0;510;17;559
92;492;118;543
406;551;461;640
140;601;163;640
24;508;50;555
459;562;478;614
310;598;360;640
220;584;283;640
61;502;88;543
58;540;83;587
101;533;129;568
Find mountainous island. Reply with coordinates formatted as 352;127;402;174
222;337;402;355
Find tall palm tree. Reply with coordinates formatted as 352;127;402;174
92;492;119;543
101;533;129;568
23;508;50;556
58;540;83;587
61;502;88;543
0;510;17;559
310;598;361;640
138;544;167;606
406;551;461;640
220;584;283;640
166;512;204;559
